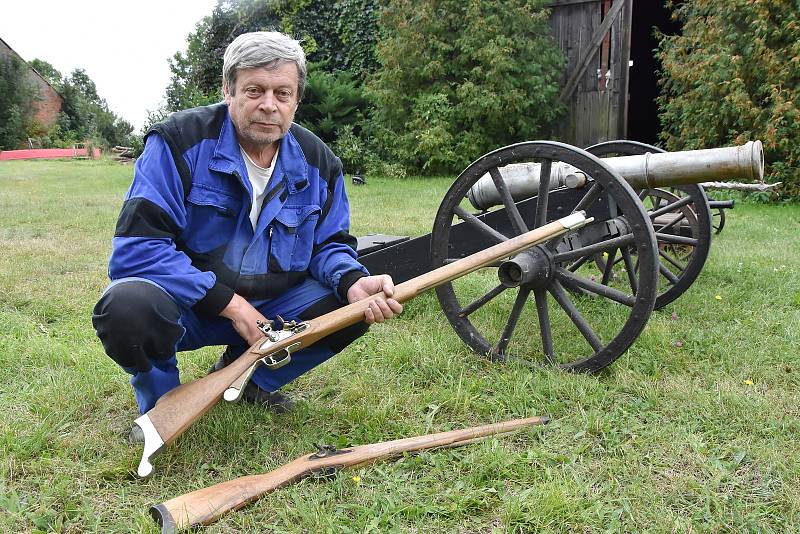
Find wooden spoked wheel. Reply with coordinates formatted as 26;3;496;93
585;141;713;309
431;141;659;373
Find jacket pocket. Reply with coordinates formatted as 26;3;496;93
269;205;321;272
185;185;242;251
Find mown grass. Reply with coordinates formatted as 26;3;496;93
0;158;799;533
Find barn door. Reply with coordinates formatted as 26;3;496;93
548;0;633;146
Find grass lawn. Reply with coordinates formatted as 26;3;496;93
1;158;799;533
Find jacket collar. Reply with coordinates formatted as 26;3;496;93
208;107;309;194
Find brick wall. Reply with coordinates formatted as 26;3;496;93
0;37;63;130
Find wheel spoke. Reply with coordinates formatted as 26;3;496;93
453;206;508;243
545;175;590;251
489;167;528;235
649;195;694;219
548;280;604;352
556;268;636;307
659;248;686;272
621;247;639;295
553;233;636;264
653;211;687;234
547;181;603;251
656;232;699;246
567;254;592;272
495;288;531;355
658;260;680;284
572;182;603;213
600;248;618;285
534;288;554;364
534;159;553;229
458;284;506;317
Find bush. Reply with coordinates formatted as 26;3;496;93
296;64;368;145
0;56;37;149
332;124;377;174
657;0;800;200
367;0;564;175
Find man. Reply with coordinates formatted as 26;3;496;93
92;32;402;420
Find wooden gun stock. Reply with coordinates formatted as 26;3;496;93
133;212;590;478
150;416;550;532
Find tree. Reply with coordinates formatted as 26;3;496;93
56;70;99;141
334;0;380;78
294;64;366;143
164;0;282;109
26;63;134;148
29;59;62;87
275;0;378;74
0;56;37;149
159;0;377;160
367;0;565;175
657;0;800;199
163;0;381;113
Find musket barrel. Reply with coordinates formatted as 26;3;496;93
467;141;764;210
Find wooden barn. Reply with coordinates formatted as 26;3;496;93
548;0;677;147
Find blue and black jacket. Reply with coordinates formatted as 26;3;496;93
109;103;368;316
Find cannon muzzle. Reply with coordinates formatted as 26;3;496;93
467;141;764;210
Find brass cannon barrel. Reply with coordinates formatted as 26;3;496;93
467;141;764;210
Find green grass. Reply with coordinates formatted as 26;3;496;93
1;159;799;533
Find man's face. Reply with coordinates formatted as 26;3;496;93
224;62;300;149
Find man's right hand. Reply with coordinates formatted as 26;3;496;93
219;293;269;346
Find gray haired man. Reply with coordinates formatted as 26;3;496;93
93;32;401;420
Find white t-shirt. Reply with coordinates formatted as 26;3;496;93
240;146;279;230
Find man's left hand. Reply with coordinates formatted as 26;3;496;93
346;274;403;324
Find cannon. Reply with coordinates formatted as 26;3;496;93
358;140;764;372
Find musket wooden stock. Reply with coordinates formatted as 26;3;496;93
133;212;589;478
151;416;550;532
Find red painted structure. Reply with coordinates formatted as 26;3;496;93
0;147;102;161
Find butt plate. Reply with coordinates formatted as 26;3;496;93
149;503;177;534
134;414;165;478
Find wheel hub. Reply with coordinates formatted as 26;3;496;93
497;245;554;289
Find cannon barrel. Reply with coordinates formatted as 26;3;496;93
467;141;764;210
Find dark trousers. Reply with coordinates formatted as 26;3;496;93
92;277;368;413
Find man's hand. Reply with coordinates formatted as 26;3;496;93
219;293;269;346
346;274;403;324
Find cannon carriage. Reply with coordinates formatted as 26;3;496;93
358;140;764;372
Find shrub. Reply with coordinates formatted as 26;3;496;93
332;124;379;174
296;64;368;145
0;56;37;149
367;0;564;175
657;0;800;200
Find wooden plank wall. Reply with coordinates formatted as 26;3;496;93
548;0;631;147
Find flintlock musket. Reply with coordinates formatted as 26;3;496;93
133;212;591;478
150;416;550;532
